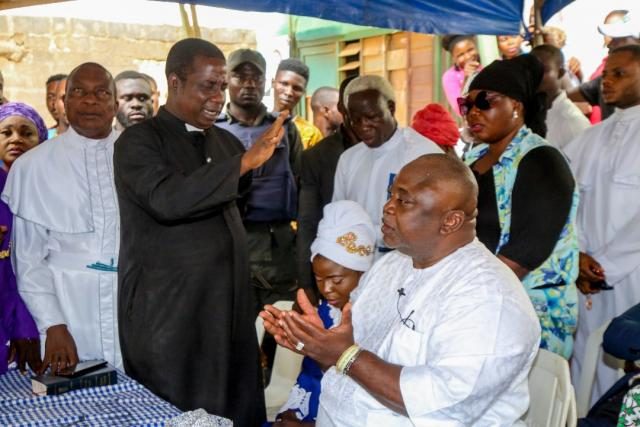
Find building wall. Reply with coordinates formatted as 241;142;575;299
298;31;437;128
0;15;256;127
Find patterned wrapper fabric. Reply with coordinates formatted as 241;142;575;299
619;384;640;426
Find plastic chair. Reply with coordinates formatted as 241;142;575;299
253;301;303;420
575;320;626;418
264;344;304;420
523;348;576;427
255;300;295;345
567;385;577;427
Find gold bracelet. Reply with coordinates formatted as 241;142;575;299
336;344;361;374
336;345;359;372
343;347;363;375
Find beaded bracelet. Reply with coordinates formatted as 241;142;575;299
336;344;362;375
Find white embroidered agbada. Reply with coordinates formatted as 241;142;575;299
332;127;441;258
1;127;122;368
546;91;590;150
564;104;640;404
317;240;541;427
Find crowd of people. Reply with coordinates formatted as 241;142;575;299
0;7;639;427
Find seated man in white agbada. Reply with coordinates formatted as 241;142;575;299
263;153;541;426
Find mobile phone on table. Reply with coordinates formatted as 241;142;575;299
57;359;108;378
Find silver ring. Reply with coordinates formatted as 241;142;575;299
295;341;305;351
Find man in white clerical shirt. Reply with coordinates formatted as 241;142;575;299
331;75;441;259
564;45;640;404
2;62;121;374
263;154;541;426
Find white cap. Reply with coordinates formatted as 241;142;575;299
598;12;639;39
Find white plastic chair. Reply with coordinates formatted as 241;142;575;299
523;348;576;427
567;385;577;427
575;320;625;418
264;343;304;420
254;301;304;420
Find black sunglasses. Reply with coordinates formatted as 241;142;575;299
457;91;502;116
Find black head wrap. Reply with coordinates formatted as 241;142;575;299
468;54;548;137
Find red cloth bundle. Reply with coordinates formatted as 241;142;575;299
411;103;460;147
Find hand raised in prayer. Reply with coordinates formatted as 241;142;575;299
8;338;42;374
260;288;323;347
279;295;355;368
240;109;288;175
577;252;605;295
39;324;79;375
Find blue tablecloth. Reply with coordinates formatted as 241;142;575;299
0;367;230;426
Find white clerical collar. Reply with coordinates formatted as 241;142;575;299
65;126;119;149
185;123;205;132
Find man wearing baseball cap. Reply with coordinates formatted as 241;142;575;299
217;49;303;312
568;10;639;122
598;11;639;48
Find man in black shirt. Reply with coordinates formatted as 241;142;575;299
216;49;304;311
297;77;358;290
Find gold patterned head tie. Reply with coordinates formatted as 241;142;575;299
336;231;373;257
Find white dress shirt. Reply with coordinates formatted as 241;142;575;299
2;127;122;368
564;104;640;404
317;240;541;426
332;127;441;257
546;91;590;150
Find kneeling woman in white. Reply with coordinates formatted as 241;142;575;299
264;200;376;426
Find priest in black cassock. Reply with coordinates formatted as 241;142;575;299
114;38;286;426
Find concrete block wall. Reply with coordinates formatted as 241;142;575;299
0;15;256;127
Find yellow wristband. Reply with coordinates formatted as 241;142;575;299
336;345;358;372
343;347;362;375
336;344;361;374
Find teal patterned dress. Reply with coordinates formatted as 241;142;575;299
465;126;579;359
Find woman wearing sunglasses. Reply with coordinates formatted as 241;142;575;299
462;54;579;359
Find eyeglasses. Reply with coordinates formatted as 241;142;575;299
457;91;503;116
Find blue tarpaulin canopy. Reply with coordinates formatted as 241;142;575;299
160;0;573;35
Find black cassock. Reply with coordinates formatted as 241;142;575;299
114;107;265;426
